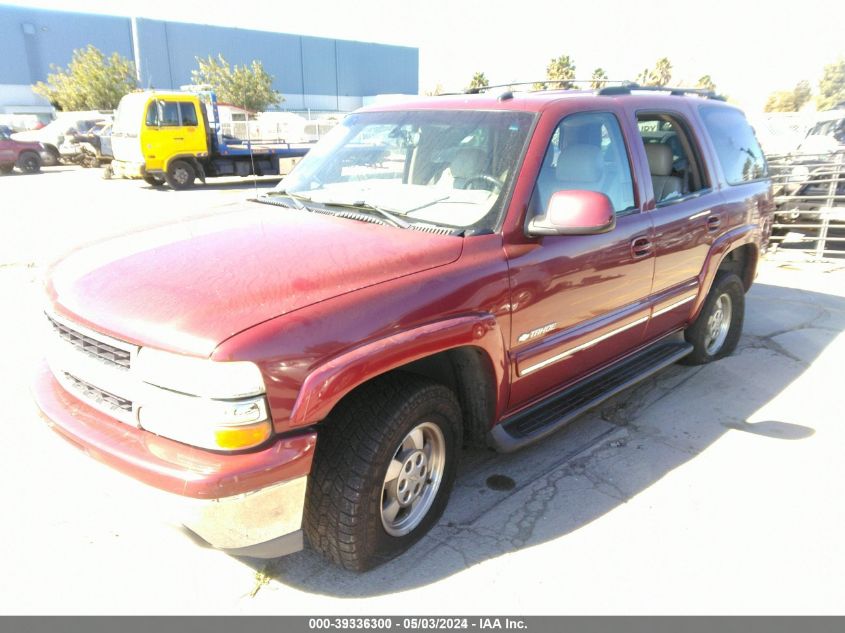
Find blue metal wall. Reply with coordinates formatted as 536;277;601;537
0;6;133;86
0;5;418;111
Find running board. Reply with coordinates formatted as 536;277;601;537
490;336;693;452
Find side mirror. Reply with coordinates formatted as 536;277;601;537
527;189;617;236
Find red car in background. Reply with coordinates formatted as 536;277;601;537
0;128;45;174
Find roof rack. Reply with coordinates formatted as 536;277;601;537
457;79;630;95
597;83;726;101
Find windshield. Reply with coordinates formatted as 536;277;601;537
273;109;535;231
806;117;845;145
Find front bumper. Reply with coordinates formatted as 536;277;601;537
32;361;317;557
110;159;146;179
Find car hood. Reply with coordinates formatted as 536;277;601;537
47;205;463;357
11;130;51;143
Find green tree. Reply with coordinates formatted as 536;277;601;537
467;71;489;92
764;80;813;112
793;80;812;109
590;68;608;89
637;57;673;86
32;45;137;110
544;54;577;89
817;58;845;111
696;75;716;92
425;83;445;96
764;90;798;112
191;55;282;111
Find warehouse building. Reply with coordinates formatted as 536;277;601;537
0;5;419;117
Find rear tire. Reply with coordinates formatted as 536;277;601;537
17;151;41;174
0;164;13;175
165;160;195;189
142;174;165;187
682;271;744;365
304;374;462;571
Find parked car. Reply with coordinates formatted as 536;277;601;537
12;112;109;165
0;129;46;174
771;110;845;224
59;121;113;168
34;85;773;570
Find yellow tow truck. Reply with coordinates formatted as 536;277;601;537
109;88;311;189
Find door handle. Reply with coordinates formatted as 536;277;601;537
631;236;653;258
706;215;721;232
172;137;184;141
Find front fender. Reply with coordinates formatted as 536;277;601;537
287;314;508;428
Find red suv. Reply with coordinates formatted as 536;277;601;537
34;85;773;570
0;129;44;174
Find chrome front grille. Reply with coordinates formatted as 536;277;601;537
45;311;139;425
47;314;131;369
62;372;132;413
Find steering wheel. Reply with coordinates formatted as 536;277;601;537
463;174;505;193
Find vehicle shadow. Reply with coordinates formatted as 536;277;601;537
140;177;282;192
241;281;845;597
1;169;72;177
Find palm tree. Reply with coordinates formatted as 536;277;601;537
467;72;489;92
590;68;609;89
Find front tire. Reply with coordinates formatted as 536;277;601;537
304;374;462;571
165;160;195;189
682;271;745;365
42;146;59;167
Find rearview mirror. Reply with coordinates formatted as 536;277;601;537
527;190;616;236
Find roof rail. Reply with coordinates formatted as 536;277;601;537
597;83;726;101
460;79;630;95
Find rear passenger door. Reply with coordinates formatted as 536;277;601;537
625;107;721;338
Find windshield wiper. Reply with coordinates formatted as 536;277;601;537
345;200;411;229
258;190;308;209
259;190;411;229
311;198;411;229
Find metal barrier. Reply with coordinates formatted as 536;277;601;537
767;149;845;260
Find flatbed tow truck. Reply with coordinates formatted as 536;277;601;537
109;87;312;189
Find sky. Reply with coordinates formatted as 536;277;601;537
7;0;845;112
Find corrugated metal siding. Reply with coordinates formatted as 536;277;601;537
336;41;418;96
0;6;418;111
133;18;173;90
0;6;134;85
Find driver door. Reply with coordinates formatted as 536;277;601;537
506;110;655;409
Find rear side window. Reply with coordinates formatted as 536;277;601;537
700;107;768;185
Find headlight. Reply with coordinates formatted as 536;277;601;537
134;348;271;451
138;394;271;451
135;347;265;399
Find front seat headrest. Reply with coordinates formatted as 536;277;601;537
555;144;603;183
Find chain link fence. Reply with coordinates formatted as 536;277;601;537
767;150;845;260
